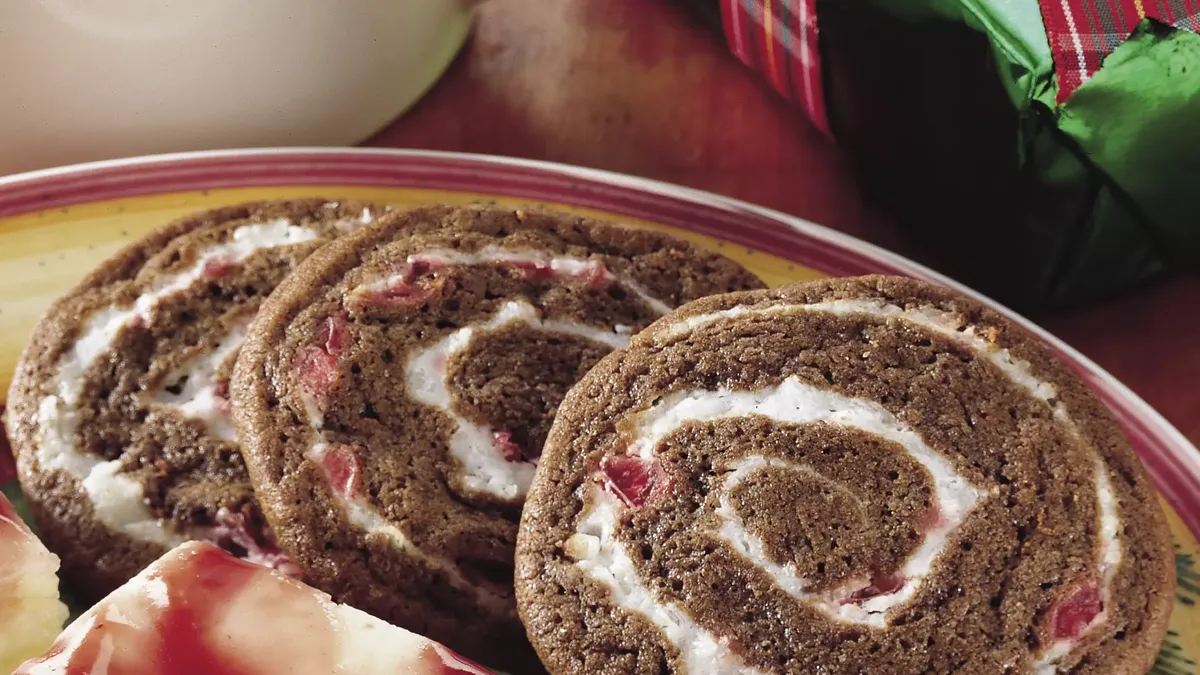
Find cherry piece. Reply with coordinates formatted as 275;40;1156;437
201;253;237;278
294;316;350;399
403;256;447;282
844;572;906;604
1049;582;1103;641
211;380;232;416
366;278;436;308
294;347;340;399
503;260;556;282
491;431;524;463
920;503;949;533
202;508;302;578
600;455;669;507
212;395;232;417
352;257;448;309
316;315;350;353
315;444;363;500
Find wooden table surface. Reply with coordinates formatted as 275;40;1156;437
368;0;1200;448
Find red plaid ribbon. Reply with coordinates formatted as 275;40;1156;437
1039;0;1200;102
721;0;1200;117
719;0;829;134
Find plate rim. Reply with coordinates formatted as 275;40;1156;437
3;146;1198;535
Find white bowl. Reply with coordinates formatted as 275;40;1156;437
0;0;475;175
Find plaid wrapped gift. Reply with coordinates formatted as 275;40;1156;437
690;0;1200;312
1041;0;1200;103
716;0;828;132
718;0;828;133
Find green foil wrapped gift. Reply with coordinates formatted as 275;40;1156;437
691;0;1200;312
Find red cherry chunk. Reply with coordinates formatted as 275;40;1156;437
212;381;232;416
1050;582;1103;641
919;503;948;533
504;260;556;282
350;259;447;310
844;572;906;604
403;256;447;281
492;431;524;463
366;278;436;307
203;508;303;578
201;253;237;277
315;444;363;500
600;455;669;507
350;257;447;308
295;346;340;398
295;316;350;398
317;315;350;353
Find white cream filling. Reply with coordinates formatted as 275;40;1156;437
355;246;672;502
34;220;318;546
1097;468;1122;576
295;251;671;603
305;441;418;557
662;300;1058;405
407;246;673;315
629;378;981;525
575;486;769;675
1031;642;1074;675
149;321;248;441
715;457;848;600
579;378;984;634
658;299;1124;671
1030;466;1124;675
405;300;631;501
304;441;510;615
716;455;947;625
334;206;378;232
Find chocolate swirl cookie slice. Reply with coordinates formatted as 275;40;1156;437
516;275;1174;675
230;204;763;672
5;199;386;599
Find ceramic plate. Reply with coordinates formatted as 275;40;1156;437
1;149;1197;672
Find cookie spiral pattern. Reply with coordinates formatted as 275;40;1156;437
5;199;383;599
516;276;1174;675
231;204;763;672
